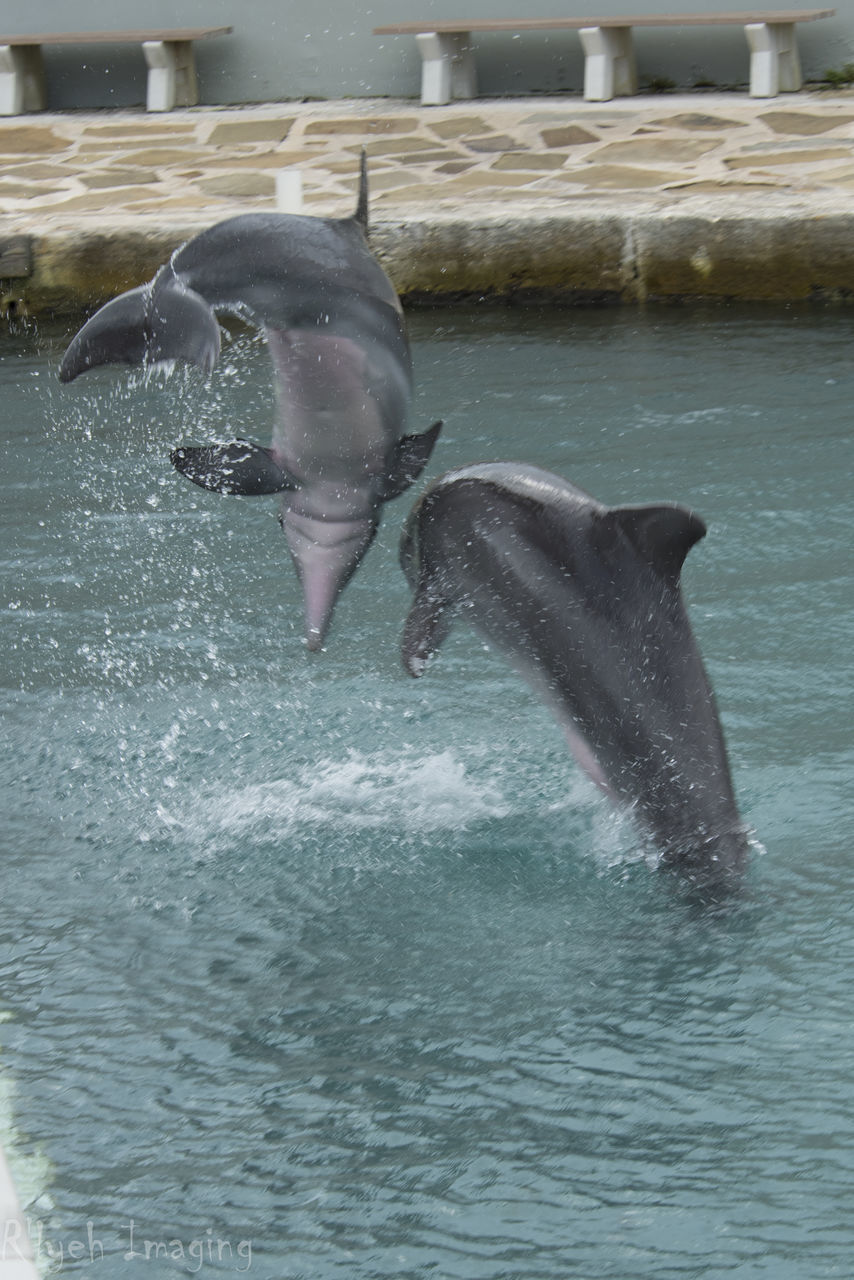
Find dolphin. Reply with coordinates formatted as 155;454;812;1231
59;157;441;650
399;462;749;884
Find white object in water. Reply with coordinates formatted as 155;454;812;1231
276;169;303;214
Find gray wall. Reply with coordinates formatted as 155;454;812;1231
3;1;852;109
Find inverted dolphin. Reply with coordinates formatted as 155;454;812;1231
59;157;441;650
400;463;749;884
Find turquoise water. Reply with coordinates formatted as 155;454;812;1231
1;304;852;1277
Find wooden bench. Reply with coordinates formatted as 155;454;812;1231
0;27;232;115
373;9;835;104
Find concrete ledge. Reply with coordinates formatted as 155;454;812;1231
3;224;196;317
7;198;854;320
372;200;854;304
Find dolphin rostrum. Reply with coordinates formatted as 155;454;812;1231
59;157;441;650
400;462;749;884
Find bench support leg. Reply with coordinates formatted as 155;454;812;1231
143;40;199;112
415;32;477;106
745;22;801;98
579;26;637;102
0;45;46;115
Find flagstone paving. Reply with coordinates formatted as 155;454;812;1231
1;90;854;227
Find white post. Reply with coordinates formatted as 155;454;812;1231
276;169;303;214
775;23;802;91
0;44;46;115
416;31;476;106
143;39;198;111
746;23;778;96
746;21;801;97
579;26;637;102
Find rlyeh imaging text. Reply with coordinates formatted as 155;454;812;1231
3;1218;253;1272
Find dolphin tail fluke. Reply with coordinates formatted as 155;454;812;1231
381;421;443;501
170;440;297;495
146;271;222;372
59;286;150;382
59;269;221;384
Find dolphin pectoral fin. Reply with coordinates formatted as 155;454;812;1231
170;440;297;495
381;421;443;501
401;585;453;677
609;504;707;581
59;271;221;384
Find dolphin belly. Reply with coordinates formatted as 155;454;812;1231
264;326;409;479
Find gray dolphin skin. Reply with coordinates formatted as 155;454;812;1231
59;157;442;650
400;462;749;885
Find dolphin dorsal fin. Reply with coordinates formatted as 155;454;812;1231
609;503;707;580
353;149;369;232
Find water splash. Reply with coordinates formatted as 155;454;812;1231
158;747;512;851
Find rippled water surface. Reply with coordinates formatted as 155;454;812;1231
1;305;852;1277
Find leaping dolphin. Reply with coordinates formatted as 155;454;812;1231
399;463;749;885
59;157;441;650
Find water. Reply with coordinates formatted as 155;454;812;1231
1;304;852;1278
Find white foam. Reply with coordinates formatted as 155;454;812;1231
159;748;512;848
148;742;662;880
